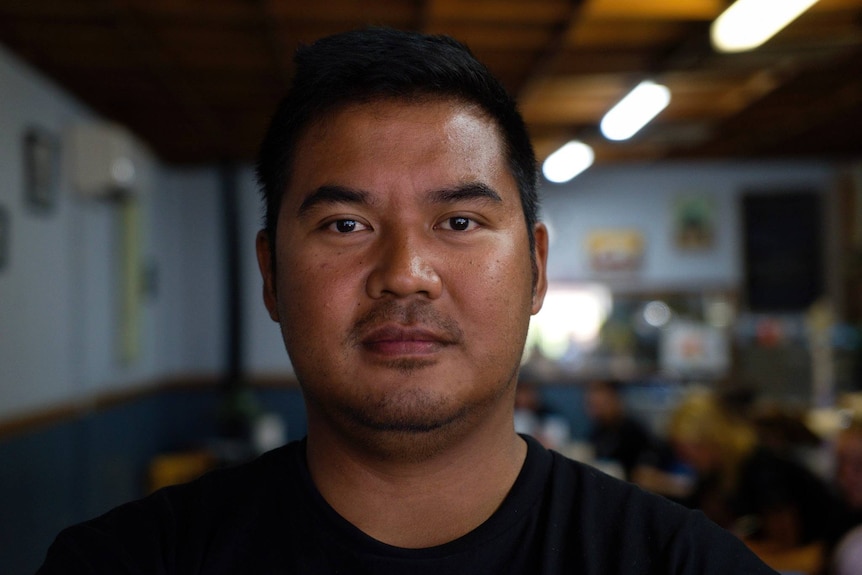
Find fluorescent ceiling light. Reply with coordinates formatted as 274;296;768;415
711;0;820;53
600;80;671;141
542;140;594;183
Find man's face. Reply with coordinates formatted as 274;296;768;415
257;98;548;455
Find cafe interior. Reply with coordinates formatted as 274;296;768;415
1;0;862;573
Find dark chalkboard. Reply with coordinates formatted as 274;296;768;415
742;191;823;312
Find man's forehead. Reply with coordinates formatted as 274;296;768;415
295;181;505;217
306;96;496;137
298;97;495;155
283;98;513;203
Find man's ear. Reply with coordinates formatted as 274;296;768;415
531;223;549;315
255;230;280;322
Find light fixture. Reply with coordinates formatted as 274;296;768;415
643;300;673;328
599;80;671;141
542;140;594;183
711;0;820;53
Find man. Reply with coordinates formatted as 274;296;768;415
585;379;669;481
38;28;776;574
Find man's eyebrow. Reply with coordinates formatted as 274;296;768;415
297;185;369;216
429;182;503;204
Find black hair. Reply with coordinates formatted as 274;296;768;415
255;27;539;258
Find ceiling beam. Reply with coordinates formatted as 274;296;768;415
108;0;229;159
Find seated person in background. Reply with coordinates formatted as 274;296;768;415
828;414;862;573
751;404;823;464
834;414;862;524
584;378;671;482
513;380;571;450
667;389;840;575
727;387;827;478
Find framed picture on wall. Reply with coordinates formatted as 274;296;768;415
673;194;715;251
586;228;644;273
23;126;60;212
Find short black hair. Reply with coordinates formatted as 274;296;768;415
255;27;539;256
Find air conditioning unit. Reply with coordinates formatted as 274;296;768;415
68;121;140;199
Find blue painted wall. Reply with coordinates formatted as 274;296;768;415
0;386;307;575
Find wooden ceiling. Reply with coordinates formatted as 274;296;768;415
1;0;861;167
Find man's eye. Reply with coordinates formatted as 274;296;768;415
443;216;474;231
328;219;365;233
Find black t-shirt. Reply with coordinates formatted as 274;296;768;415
37;436;777;574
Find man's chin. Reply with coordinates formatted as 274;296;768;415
344;397;467;435
330;393;479;460
366;356;438;375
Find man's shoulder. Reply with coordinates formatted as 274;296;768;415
524;437;697;538
546;447;686;514
539;448;777;574
37;441;307;574
152;442;302;503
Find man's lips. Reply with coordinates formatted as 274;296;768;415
360;325;455;355
348;301;464;358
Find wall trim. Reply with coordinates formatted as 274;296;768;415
0;373;300;440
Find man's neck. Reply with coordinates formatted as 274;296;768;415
305;419;528;548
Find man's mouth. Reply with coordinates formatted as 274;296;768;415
360;325;453;356
348;300;464;359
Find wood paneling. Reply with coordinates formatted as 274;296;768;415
0;0;859;165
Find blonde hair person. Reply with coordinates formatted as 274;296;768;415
668;389;839;575
667;389;758;512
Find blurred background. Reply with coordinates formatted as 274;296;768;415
1;0;861;573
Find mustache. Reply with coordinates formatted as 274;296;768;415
348;300;464;345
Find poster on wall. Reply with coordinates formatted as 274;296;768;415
586;229;644;273
673;194;715;251
659;319;730;377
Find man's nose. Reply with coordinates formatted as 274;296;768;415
365;229;443;300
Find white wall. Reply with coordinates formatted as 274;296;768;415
0;45;229;420
540;161;837;289
150;168;225;377
0;45;98;418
